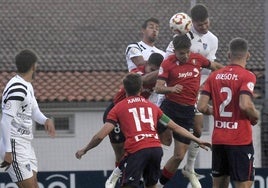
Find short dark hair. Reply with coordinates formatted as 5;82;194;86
173;34;191;50
148;53;164;68
191;4;209;22
123;73;142;96
15;49;38;73
142;17;159;29
229;37;248;59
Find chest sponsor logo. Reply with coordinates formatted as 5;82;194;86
178;68;199;78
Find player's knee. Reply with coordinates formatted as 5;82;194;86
173;152;184;162
160;137;172;146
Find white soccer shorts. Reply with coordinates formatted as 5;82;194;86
2;139;38;182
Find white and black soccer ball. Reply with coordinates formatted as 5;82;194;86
169;12;192;35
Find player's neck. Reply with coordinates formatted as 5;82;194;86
230;60;246;68
18;73;33;82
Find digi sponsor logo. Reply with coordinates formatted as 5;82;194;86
135;133;159;142
215;120;238;129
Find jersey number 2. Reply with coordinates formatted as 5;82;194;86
219;87;232;117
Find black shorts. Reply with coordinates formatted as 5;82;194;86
212;144;255;181
103;102;125;143
119;147;163;187
157;99;195;144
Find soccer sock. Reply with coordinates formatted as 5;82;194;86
159;167;174;185
114;167;121;174
186;141;200;172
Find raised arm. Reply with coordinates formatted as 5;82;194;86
209;61;224;71
75;122;115;159
159;114;211;150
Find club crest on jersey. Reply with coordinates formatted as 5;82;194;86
192;59;197;65
247;82;255;92
3;101;11;110
130;47;139;54
203;43;208;50
26;164;31;172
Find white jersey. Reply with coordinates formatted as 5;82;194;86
165;27;218;85
125;41;165;72
1;75;38;141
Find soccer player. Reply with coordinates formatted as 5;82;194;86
0;49;56;188
164;4;219;187
155;34;223;187
106;17;166;188
125;17;165;72
104;53;164;188
197;37;259;188
75;73;211;188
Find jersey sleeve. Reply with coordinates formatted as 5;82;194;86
165;40;174;59
2;83;27;117
106;104;118;125
198;54;211;69
206;35;218;61
240;71;256;96
200;74;212;96
158;57;172;80
125;43;142;59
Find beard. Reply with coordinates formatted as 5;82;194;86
148;36;156;43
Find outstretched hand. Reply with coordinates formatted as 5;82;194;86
44;119;56;137
198;141;212;151
0;152;12;170
0;161;11;170
75;149;86;159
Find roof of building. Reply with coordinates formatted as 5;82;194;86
0;0;265;102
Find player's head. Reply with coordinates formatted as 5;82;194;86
173;34;191;63
141;17;160;44
15;49;38;74
191;4;210;34
123;73;142;96
145;53;164;73
228;37;250;61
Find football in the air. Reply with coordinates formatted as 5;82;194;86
169;12;192;35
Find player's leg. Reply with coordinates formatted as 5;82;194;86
120;148;160;188
159;139;188;185
7;139;39;188
16;171;38;188
233;181;253;188
103;103;124;188
111;142;124;165
105;128;125;188
228;144;255;188
212;145;230;188
142;147;163;188
183;112;203;178
212;176;230;188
